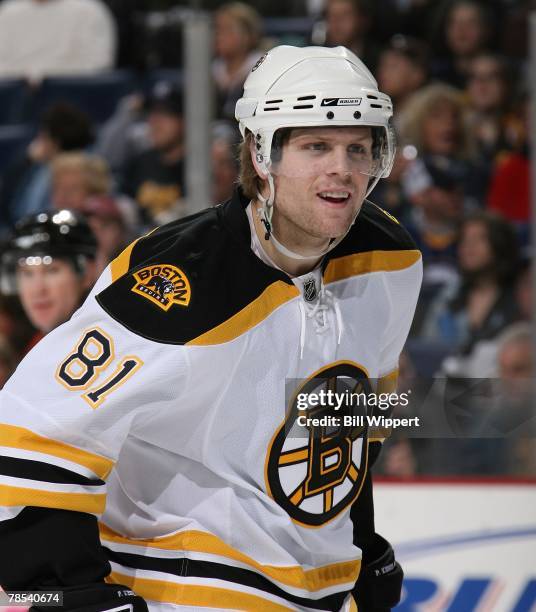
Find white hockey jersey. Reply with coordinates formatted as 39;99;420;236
0;188;422;611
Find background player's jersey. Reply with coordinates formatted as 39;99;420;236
0;188;421;611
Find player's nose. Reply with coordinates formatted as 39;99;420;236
326;146;353;178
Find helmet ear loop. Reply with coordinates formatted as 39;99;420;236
255;159;275;241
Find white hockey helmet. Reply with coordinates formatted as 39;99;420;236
235;45;396;260
235;45;395;181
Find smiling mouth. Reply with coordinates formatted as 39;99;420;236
317;191;351;204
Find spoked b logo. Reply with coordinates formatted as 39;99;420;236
265;362;372;527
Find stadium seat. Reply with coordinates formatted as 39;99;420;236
33;71;137;125
0;125;33;176
0;79;28;125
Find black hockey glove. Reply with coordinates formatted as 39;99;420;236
30;584;148;612
353;533;403;612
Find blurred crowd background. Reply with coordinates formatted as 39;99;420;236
0;0;533;478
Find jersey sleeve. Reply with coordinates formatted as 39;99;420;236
0;261;188;591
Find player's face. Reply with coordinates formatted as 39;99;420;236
269;127;373;252
16;258;86;333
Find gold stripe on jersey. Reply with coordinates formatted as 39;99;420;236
107;572;295;611
100;524;360;592
0;483;106;513
0;424;114;480
324;250;421;284
111;239;141;282
350;596;358;611
377;368;399;394
187;281;300;346
110;226;160;282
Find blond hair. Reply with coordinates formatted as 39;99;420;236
51;153;112;196
398;83;474;157
216;2;262;52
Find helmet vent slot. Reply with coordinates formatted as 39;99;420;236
293;104;314;109
367;94;378;99
370;104;382;109
265;99;282;104
297;95;316;101
264;107;280;111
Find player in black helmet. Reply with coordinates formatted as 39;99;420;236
1;210;97;336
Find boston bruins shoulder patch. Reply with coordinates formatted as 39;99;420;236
131;264;191;311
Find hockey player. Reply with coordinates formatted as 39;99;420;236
1;210;97;339
0;46;422;611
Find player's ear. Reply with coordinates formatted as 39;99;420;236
249;138;268;180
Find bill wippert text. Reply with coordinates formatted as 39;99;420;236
296;414;420;429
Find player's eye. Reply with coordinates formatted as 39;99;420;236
349;144;371;157
304;142;327;151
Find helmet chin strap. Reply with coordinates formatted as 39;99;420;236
255;171;383;263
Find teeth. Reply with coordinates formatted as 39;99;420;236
319;191;349;198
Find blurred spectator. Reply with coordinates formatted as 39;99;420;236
399;84;477;312
213;2;263;120
0;0;116;82
211;122;239;205
80;195;130;274
322;0;380;72
488;94;529;225
51;153;112;211
120;82;185;225
423;211;520;378
96;94;150;177
372;35;430;218
380;438;417;478
497;323;533;392
0;103;94;233
377;34;429;117
465;54;512;164
431;0;494;88
0;210;97;344
494;323;535;475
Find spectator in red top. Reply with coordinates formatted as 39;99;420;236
488;95;529;224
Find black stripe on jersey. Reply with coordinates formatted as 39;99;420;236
0;456;105;486
104;548;349;611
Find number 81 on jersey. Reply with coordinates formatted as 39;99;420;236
55;327;143;409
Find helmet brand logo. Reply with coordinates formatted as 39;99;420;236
251;53;267;72
131;264;191;311
321;98;362;106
